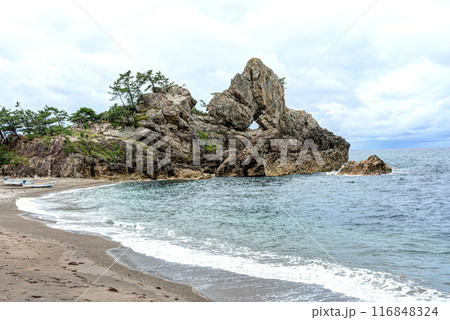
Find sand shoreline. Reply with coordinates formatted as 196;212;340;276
0;178;209;302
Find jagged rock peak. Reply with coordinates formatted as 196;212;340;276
207;58;285;131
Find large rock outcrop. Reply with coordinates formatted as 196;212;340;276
338;155;392;175
1;58;351;179
137;85;197;129
1;135;131;179
204;58;349;176
207;58;285;131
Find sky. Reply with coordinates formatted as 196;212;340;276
1;0;450;150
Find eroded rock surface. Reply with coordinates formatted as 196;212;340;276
2;58;351;179
207;58;285;131
338;155;392;176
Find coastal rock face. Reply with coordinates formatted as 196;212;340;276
137;85;197;129
1;58;351;179
205;58;349;176
207;58;285;131
338;155;392;175
1;135;130;179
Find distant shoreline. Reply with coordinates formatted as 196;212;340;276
0;178;209;302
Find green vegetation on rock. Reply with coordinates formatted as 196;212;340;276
69;107;100;128
0;103;69;138
107;69;174;127
196;129;217;153
63;133;124;163
191;100;208;116
0;145;29;166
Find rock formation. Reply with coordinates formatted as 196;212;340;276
338;155;392;176
202;58;349;176
207;58;285;131
1;58;351;179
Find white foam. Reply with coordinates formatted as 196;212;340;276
16;197;61;220
112;233;448;302
16;194;449;302
57;182;119;195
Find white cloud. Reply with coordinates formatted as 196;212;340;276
1;0;450;149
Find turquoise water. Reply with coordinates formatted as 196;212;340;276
18;148;450;301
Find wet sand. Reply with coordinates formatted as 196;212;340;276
0;178;209;302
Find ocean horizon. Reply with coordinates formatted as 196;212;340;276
17;147;450;302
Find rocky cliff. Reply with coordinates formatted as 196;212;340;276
1;58;350;179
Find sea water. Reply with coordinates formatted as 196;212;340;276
17;148;450;301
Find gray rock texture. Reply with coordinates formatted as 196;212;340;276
2;58;352;179
338;155;393;175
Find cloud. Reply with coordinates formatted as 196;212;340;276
312;59;450;149
0;0;449;149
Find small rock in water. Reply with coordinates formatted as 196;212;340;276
338;155;392;176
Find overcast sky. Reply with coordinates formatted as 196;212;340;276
1;0;449;149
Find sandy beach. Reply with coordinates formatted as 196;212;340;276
0;178;208;302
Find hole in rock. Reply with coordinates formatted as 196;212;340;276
249;121;260;130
